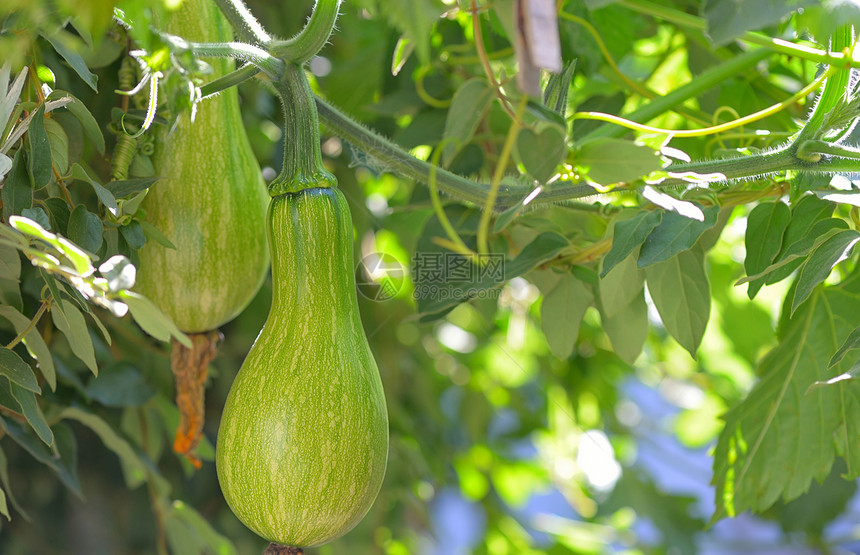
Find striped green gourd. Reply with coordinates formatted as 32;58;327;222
135;0;269;333
216;186;388;547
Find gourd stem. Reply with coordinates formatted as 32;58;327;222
212;0;271;46
164;38;285;79
269;64;336;195
262;543;303;555
270;0;343;63
199;64;259;98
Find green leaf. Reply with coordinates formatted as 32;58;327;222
43;118;69;174
0;445;29;521
85;362;155;407
0;347;39;393
51;298;98;375
41;32;99;92
48;91;105;155
67;205;103;254
712;269;860;521
10;383;53;445
385;1;439;64
744;201;790;298
577;138;661;185
58;407;153;489
27;104;52;188
120;220;146;250
415;232;570;320
2;149;32;220
138;219;176;250
542;60;576;117
540;272;593;359
645;247;711;357
599;250;645;318
2;418;81;495
120;291;192;348
0;305;56;390
10;215;94;276
600;286;648;365
71;163;118;216
167;500;237;555
601;210;662;277
106;177;159;199
703;0;812;46
737;219;849;285
0;153;11;180
638;205;720;267
514;126;567;183
0;243;21;280
791;229;860;314
829;325;860;369
21;207;50;231
442;79;494;166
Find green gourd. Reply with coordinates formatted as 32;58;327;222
135;0;269;333
216;186;388;547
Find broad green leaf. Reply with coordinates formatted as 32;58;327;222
0;475;9;521
58;407;152;489
0;305;56;390
414;210;570;320
0;348;39;393
515;126;567;183
21;207;50;231
106;177;158;199
0;445;29;520
2;149;32;220
744;201;790;298
829;326;860;368
165;512;203;555
577;138;661;185
791;229;860;314
168;500;237;555
1;418;81;495
540;272;593;359
442;79;494;166
737;219;848;285
67;205;103;254
10;383;53;445
599;251;644;318
769;460;857;535
51;298;98;375
43;197;71;235
703;0;812;46
0;243;20;280
601;210;662;277
638;205;720;267
139;219;177;249
600;287;648;365
120;220;146;250
645;248;711;357
120;291;192;348
48;91;105;154
71;163;118;215
712;269;860;520
27;104;52;188
85;362;155;407
41;32;99;91
641;186;706;220
0;153;11;180
43;118;69;174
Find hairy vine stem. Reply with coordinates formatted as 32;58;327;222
208;0;860;212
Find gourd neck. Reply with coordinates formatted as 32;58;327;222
268;64;336;196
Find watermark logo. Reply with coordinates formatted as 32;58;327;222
412;252;505;302
356;253;407;301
